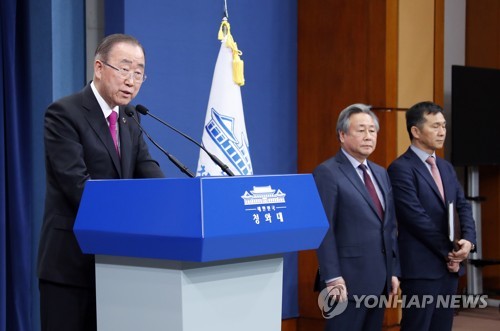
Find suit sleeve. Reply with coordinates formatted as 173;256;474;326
388;161;451;261
44;103;90;211
313;164;342;282
383;170;401;278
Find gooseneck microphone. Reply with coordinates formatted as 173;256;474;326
124;105;195;178
135;104;235;176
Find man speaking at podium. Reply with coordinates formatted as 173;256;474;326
37;34;164;331
314;104;400;331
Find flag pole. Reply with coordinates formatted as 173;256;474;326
223;0;229;18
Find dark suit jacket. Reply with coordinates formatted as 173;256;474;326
37;84;165;288
387;147;476;279
313;151;400;297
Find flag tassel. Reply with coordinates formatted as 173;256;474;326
218;19;245;86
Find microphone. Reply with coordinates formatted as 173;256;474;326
124;105;195;178
135;104;235;176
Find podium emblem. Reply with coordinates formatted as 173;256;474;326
241;185;286;205
241;185;287;224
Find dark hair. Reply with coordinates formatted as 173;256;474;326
94;34;145;62
406;101;444;140
336;103;379;139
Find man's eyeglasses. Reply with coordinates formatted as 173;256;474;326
102;61;147;83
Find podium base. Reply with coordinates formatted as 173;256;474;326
95;255;283;331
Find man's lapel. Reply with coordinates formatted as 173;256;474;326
368;161;389;222
82;85;122;177
118;106;132;178
436;156;453;203
336;151;382;220
406;148;445;206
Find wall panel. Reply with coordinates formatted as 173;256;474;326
297;0;399;328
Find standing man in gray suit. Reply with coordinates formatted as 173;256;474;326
37;34;165;331
314;104;400;331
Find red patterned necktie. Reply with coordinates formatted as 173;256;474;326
426;156;444;201
359;164;384;220
108;111;120;156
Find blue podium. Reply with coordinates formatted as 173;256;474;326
74;174;328;331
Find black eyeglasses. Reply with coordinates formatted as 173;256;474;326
102;61;147;83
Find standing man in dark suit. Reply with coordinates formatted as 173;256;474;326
37;34;165;331
314;104;400;331
388;101;476;331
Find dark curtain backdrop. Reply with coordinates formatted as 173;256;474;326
0;0;33;330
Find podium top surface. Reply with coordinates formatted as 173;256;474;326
74;174;328;262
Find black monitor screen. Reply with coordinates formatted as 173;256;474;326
451;65;500;166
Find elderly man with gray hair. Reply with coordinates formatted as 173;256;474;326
314;103;400;331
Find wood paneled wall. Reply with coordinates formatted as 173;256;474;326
297;0;398;172
297;0;399;329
